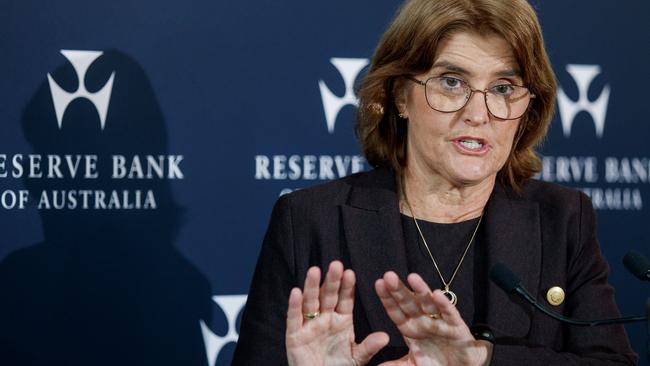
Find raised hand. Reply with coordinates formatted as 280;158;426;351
286;261;390;366
375;272;492;366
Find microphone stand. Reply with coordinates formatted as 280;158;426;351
510;286;646;326
491;262;650;360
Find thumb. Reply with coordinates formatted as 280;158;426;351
352;331;389;365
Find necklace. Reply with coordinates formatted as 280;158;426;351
399;175;483;306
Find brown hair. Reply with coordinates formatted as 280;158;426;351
356;0;556;190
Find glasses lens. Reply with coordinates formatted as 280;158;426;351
424;77;470;112
485;85;531;119
423;77;532;119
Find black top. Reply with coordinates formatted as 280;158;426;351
401;214;480;324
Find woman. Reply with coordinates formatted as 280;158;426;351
233;0;637;364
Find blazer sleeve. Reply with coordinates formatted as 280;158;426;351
232;195;296;366
490;192;638;365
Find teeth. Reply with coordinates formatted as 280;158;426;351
459;139;483;149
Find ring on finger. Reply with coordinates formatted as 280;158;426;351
303;311;320;320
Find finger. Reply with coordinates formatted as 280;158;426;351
413;291;440;322
429;289;465;327
352;331;389;365
407;277;462;337
408;274;462;325
375;278;407;325
302;266;321;315
335;269;356;314
319;261;344;313
286;287;304;333
383;272;421;318
407;272;433;294
407;273;440;317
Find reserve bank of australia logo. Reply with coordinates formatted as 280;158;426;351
318;58;369;134
200;294;247;366
47;49;116;130
557;64;610;138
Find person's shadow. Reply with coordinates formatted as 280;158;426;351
0;50;212;366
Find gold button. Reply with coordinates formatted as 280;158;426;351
546;286;565;306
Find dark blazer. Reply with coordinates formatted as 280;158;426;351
233;168;637;365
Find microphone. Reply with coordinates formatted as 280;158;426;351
489;263;647;326
623;250;650;281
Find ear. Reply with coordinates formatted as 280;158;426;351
392;78;408;118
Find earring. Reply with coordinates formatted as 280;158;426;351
398;112;407;119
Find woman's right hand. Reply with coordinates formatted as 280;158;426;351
286;261;389;366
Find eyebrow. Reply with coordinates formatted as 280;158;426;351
431;61;470;75
431;61;521;79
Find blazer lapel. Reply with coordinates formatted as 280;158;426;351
341;169;408;344
483;182;542;339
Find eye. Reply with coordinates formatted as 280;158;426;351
490;84;515;96
438;76;463;89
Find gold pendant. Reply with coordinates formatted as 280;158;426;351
442;289;458;305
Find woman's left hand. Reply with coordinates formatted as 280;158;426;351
375;272;492;366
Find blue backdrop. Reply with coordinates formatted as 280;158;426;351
0;1;648;365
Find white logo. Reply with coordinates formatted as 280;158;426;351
47;50;116;130
200;294;247;366
557;64;610;138
318;58;369;134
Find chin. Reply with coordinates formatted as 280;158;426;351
450;169;495;187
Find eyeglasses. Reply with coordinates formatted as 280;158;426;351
403;75;535;120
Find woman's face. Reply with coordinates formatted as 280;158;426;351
399;32;522;187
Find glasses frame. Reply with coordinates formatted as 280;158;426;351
403;75;536;120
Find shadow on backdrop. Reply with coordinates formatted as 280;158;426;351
0;50;213;366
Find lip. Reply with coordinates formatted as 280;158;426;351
451;136;490;156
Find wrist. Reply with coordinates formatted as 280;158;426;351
475;340;493;366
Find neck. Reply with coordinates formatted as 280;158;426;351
400;166;495;223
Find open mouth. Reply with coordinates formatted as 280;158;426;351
453;137;489;154
458;139;484;150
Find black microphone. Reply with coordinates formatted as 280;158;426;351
623;250;650;281
489;263;647;326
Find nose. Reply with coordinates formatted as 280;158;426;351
461;90;490;125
